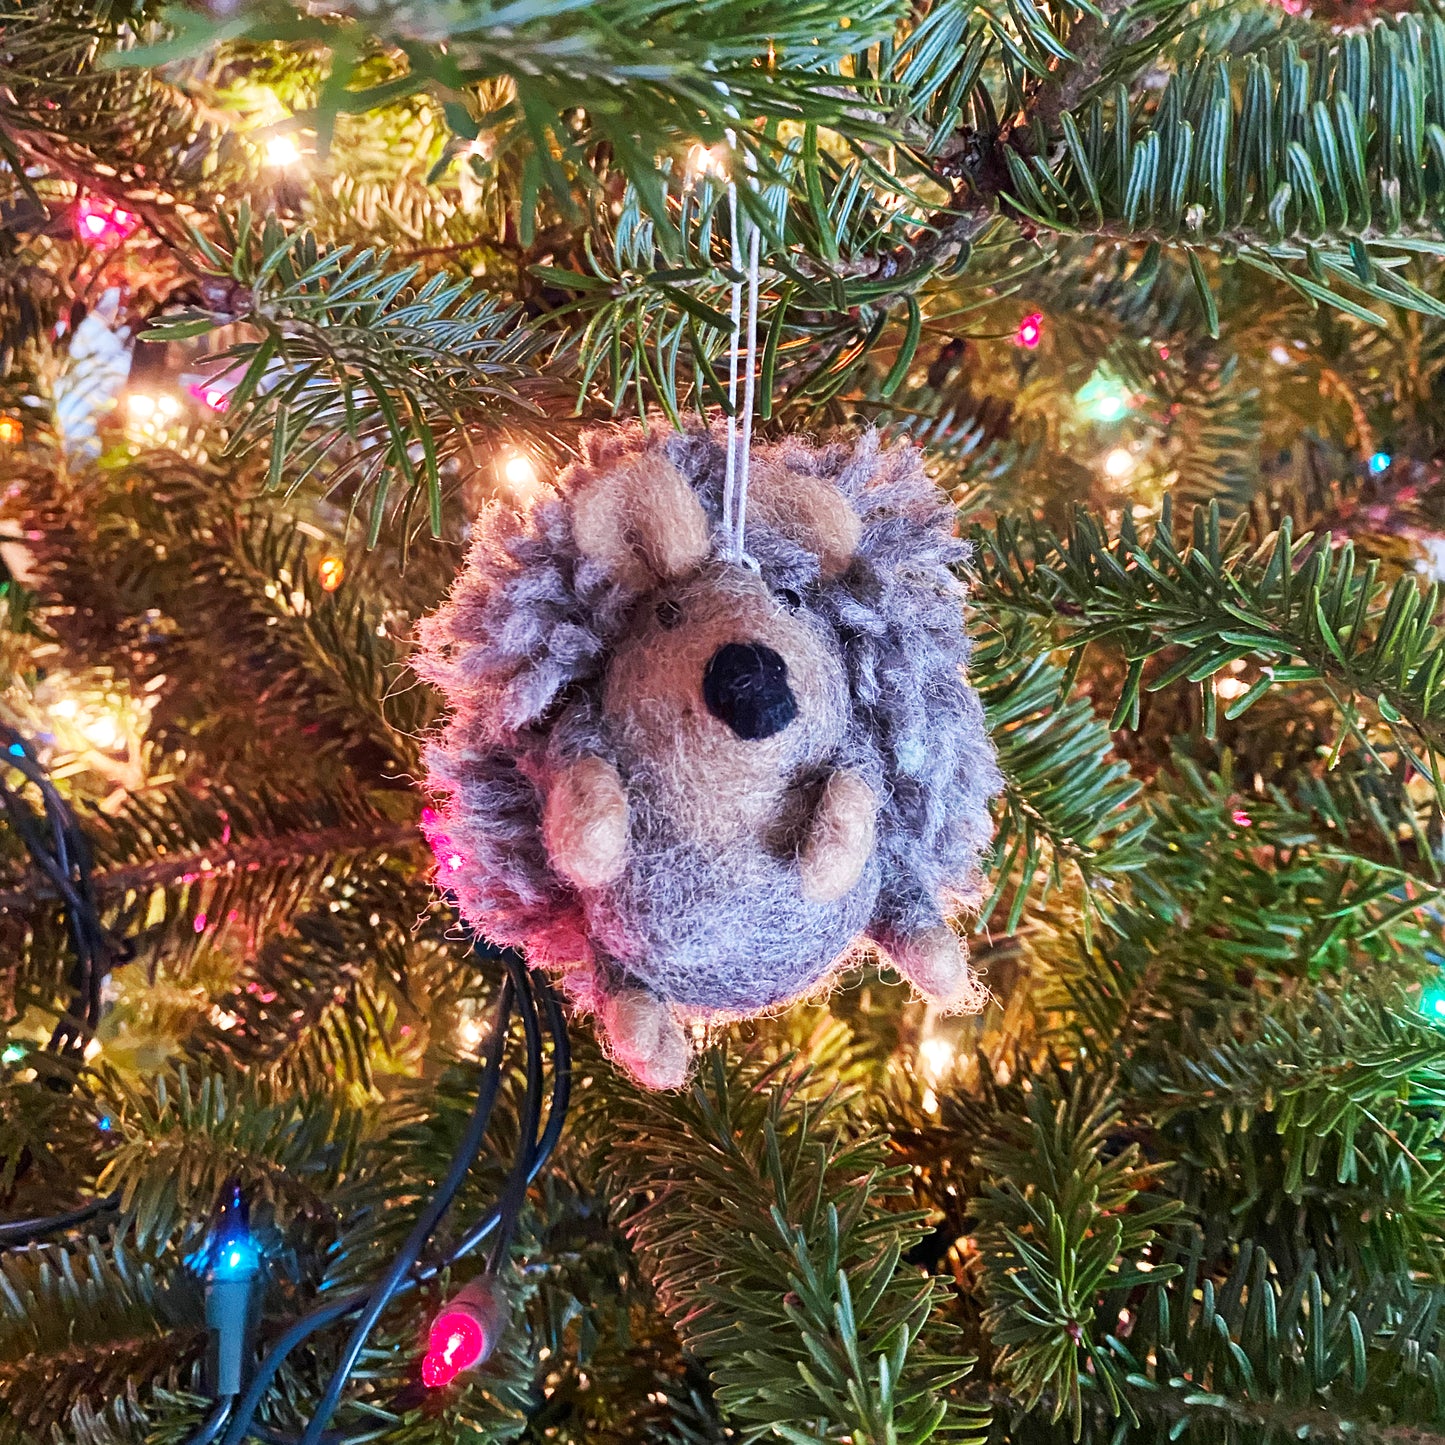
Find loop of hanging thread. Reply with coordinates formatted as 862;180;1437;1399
717;137;761;566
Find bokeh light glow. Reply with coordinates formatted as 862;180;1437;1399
264;135;302;168
1103;447;1135;479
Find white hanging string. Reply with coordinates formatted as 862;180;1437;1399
693;126;761;565
722;175;743;559
735;213;760;559
719;144;762;564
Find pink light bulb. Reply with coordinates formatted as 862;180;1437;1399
75;197;140;246
422;1309;487;1387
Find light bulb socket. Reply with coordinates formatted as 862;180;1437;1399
205;1275;257;1398
202;1179;261;1398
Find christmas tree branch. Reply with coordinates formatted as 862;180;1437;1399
594;1049;987;1443
974;627;1149;930
974;1068;1180;1437
0;818;420;913
145;213;560;544
974;502;1445;793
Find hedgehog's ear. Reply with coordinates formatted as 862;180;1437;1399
571;451;710;592
749;459;860;578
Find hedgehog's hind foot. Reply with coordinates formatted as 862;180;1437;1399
598;987;691;1090
880;924;989;1014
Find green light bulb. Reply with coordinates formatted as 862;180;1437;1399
1077;367;1132;424
1419;986;1445;1022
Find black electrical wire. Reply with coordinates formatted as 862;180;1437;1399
0;723;122;1060
0;1190;120;1246
212;959;571;1445
485;957;546;1275
433;972;569;1277
296;953;524;1445
188;1399;234;1445
215;971;514;1445
214;1294;363;1445
252;1425;351;1445
0;726;130;1247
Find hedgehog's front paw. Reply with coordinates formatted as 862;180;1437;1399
599;988;691;1089
544;756;629;889
800;770;876;903
885;925;988;1014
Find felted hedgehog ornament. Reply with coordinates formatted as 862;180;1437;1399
416;424;1001;1088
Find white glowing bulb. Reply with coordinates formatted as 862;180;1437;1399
156;393;182;418
458;1016;486;1050
264;134;303;168
502;451;539;490
1103;447;1136;479
1214;676;1250;701
51;698;78;719
126;393;157;421
80;713;120;750
686;143;729;180
83;1037;102;1061
918;1035;955;1083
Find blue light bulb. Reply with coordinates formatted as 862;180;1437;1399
206;1179;260;1282
214;1240;259;1279
7;743;23;758
1368;452;1392;475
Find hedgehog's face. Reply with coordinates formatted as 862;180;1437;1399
567;446;858;842
601;565;848;837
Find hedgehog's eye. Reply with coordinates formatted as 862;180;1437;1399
655;599;684;629
774;587;802;612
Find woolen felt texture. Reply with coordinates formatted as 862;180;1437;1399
415;422;1001;1025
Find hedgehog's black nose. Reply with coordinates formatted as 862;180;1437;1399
703;642;797;741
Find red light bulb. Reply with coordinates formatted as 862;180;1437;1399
1015;312;1043;349
421;1280;503;1389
